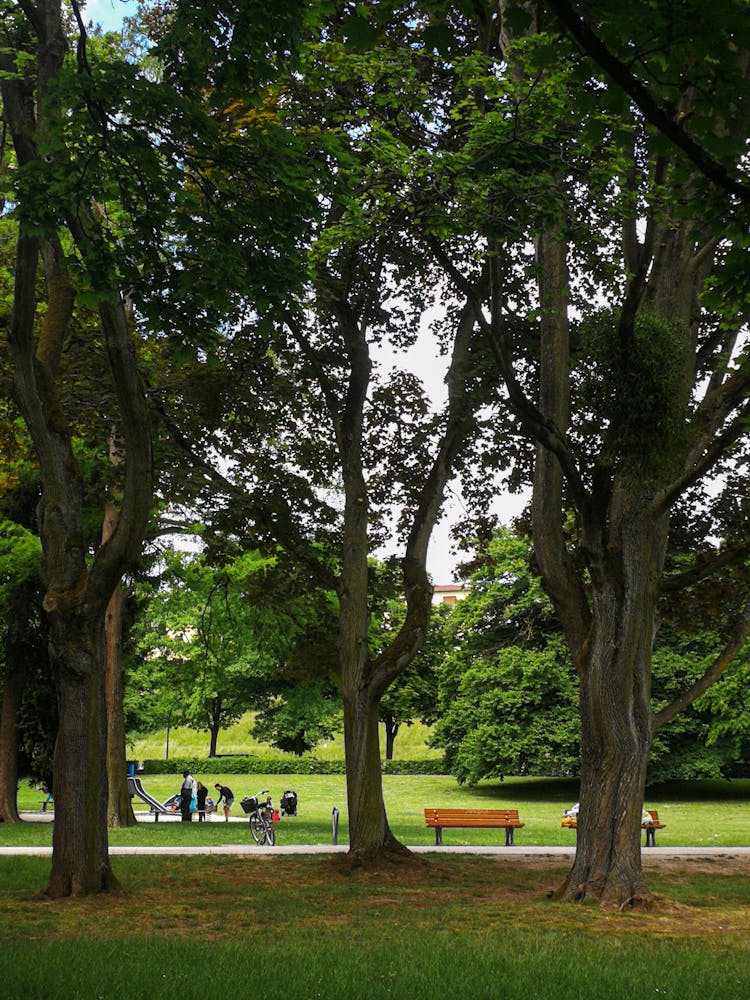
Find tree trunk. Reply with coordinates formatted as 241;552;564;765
342;681;406;861
0;664;24;824
384;714;398;761
338;454;404;858
330;286;477;862
103;503;136;828
45;613;118;897
552;497;667;907
208;696;222;757
105;580;136;827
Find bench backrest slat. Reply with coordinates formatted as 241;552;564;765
424;808;520;823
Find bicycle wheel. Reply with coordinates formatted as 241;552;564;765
249;813;265;844
265;819;276;846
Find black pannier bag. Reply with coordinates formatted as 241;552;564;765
240;795;258;814
280;790;298;816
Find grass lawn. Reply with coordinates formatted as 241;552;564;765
8;775;750;849
1;854;749;999
128;713;441;761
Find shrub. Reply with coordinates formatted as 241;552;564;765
139;755;447;776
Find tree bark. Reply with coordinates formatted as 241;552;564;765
336;318;402;858
46;611;118;896
208;695;222;757
551;494;667;907
102;501;137;828
0;664;24;824
383;714;398;761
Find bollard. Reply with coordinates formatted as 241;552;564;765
331;806;339;845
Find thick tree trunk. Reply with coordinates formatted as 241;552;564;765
0;664;24;824
3;0;153;896
342;682;407;861
45;614;118;897
552;498;666;907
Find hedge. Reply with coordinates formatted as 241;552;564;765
139;755;448;776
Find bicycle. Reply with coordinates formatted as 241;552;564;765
241;790;276;846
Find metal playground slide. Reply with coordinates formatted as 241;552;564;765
127;776;174;821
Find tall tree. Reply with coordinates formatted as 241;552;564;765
424;0;750;905
144;5;496;861
1;1;153;895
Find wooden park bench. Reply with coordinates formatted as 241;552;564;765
642;810;666;846
561;809;666;846
424;808;524;846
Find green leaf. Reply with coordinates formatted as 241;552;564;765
341;15;380;52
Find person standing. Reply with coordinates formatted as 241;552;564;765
196;781;208;822
180;770;197;822
214;783;234;822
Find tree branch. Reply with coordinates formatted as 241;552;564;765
427;235;590;511
547;0;750;202
653;596;750;730
662;543;750;593
149;394;337;591
371;282;483;694
654;385;750;515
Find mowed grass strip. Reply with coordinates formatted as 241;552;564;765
1;856;749;999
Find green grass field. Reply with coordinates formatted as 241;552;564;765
8;774;750;849
1;853;749;999
3;772;750;998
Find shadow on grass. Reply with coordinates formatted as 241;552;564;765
645;779;750;802
464;777;580;803
467;776;750;804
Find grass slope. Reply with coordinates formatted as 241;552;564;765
128;713;441;761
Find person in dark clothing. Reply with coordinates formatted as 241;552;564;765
214;783;234;821
196;781;208;822
180;770;197;822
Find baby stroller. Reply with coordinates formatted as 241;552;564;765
279;790;298;816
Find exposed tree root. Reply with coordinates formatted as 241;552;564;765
549;873;659;910
332;839;426;872
42;863;123;900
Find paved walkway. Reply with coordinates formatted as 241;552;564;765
3;812;749;859
3;844;750;858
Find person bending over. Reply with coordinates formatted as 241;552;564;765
214;783;234;822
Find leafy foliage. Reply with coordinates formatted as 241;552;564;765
431;530;580;784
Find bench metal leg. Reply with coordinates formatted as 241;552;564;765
505;827;514;846
435;828;443;846
645;827;655;847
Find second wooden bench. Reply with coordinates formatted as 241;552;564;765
561;809;666;846
424;808;524;846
